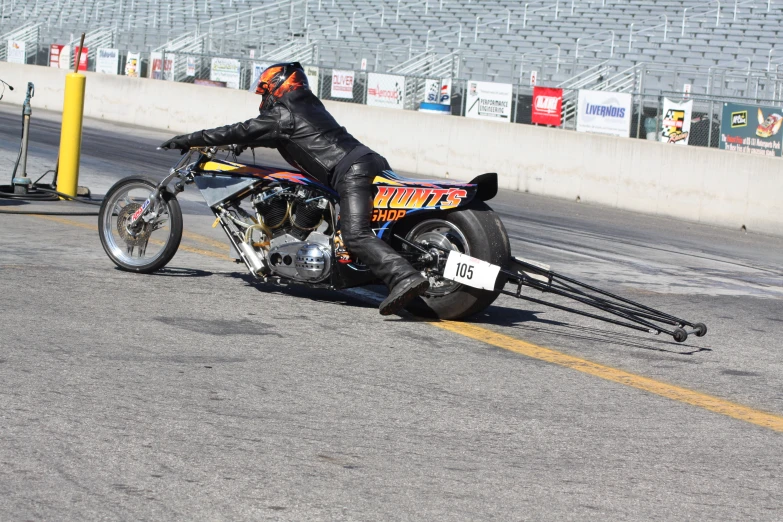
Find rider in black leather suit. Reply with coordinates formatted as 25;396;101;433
160;62;429;315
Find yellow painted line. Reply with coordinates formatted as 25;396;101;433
34;214;98;231
431;320;783;433
182;230;232;252
32;215;231;260
22;213;783;433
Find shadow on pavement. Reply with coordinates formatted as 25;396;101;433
230;272;378;310
469;304;712;356
149;267;216;278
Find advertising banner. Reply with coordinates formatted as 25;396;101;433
7;40;25;64
125;52;140;77
73;46;88;71
424;79;440;103
366;73;406;109
660;98;693;145
149;51;163;79
49;44;70;69
210;57;241;89
576;89;632;137
331;69;354;99
96;48;119;74
531;86;563;126
163;54;175;81
304;65;320;97
719;102;783;157
439;78;452;106
466;81;513;122
186;56;196;77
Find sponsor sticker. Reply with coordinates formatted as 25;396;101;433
130;198;150;222
731;111;748;128
372;186;468;210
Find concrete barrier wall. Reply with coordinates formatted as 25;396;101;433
1;62;780;235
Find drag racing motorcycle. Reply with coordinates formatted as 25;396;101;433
99;146;708;343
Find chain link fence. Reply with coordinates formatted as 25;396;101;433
7;46;783;153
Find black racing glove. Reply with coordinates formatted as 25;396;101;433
159;135;191;154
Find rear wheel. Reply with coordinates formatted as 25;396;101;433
396;202;510;320
99;176;183;273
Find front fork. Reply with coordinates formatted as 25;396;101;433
128;152;195;230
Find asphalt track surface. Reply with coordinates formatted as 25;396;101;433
1;104;782;520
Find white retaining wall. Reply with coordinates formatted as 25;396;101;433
1;62;780;236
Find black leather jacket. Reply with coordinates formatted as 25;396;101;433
185;89;372;187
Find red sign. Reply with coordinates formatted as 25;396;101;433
73;46;88;71
531;86;563;126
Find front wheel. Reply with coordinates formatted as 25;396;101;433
396;202;510;320
99;176;183;273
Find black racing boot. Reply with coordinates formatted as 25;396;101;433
379;274;430;316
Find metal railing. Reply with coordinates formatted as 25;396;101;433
523;0;560;28
473;11;511;42
681;1;721;36
628;15;668;52
557;60;612;122
389;50;458;77
574;30;615;61
0;22;40;62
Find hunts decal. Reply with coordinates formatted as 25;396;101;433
371;186;468;222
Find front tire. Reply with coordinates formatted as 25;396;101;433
397;202;510;320
99;176;183;273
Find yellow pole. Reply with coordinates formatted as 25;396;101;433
56;73;86;199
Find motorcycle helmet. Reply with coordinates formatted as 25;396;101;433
255;62;309;111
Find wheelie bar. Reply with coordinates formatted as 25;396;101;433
500;257;708;343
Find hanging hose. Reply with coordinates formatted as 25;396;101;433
0;82;101;215
0;176;102;215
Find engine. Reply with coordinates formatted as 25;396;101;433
250;186;333;282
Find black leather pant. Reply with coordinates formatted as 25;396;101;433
335;154;420;289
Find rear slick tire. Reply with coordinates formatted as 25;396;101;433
399;201;511;320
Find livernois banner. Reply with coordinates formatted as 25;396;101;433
576;89;632;137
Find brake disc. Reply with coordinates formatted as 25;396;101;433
117;203;152;247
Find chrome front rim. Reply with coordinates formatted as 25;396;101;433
102;182;172;267
404;219;470;297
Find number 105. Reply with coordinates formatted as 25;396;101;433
455;262;474;279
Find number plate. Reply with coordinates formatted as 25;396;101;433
443;251;501;291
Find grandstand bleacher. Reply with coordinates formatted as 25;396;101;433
1;0;781;98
